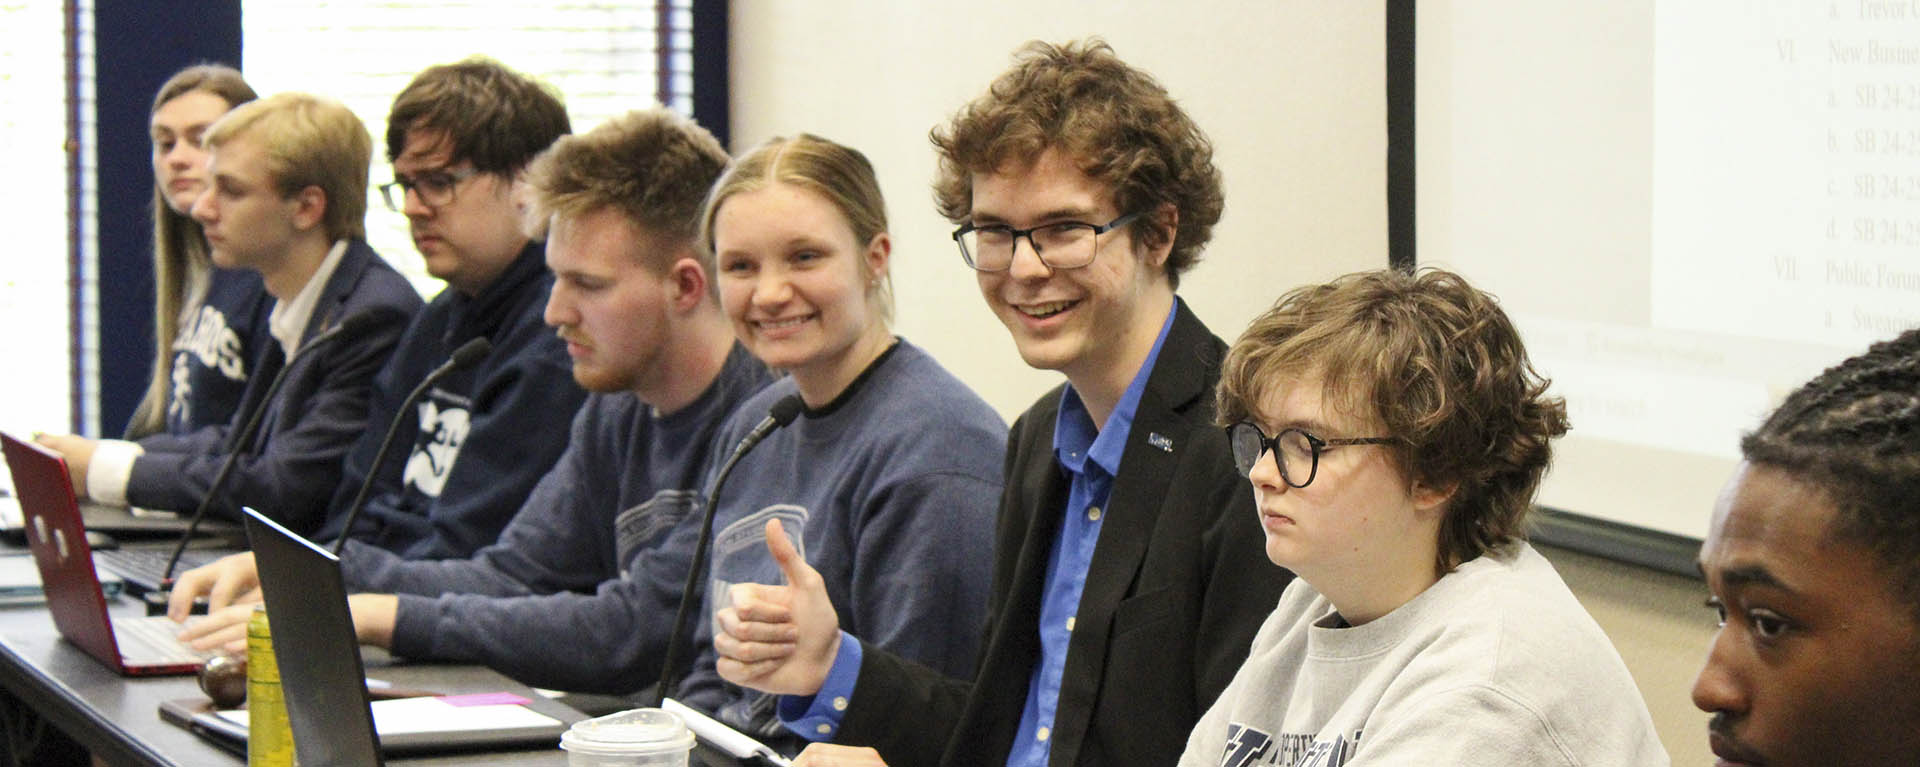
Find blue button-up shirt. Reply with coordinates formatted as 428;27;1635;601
780;303;1178;763
1004;302;1176;767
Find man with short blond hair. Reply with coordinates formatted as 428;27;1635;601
41;92;419;534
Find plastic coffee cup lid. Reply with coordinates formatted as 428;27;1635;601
560;707;696;756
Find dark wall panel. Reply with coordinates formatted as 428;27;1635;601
90;0;242;435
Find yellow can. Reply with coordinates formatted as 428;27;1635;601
246;605;295;766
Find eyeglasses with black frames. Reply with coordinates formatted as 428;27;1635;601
378;165;480;212
1225;420;1396;489
950;211;1141;272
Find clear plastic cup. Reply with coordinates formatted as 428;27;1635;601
559;708;696;767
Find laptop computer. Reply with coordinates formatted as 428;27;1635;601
0;432;213;675
168;506;578;761
0;435;244;596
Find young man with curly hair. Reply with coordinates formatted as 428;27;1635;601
1179;268;1666;766
1693;328;1920;767
714;39;1288;767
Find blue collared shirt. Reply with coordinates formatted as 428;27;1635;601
779;302;1178;761
1003;301;1177;767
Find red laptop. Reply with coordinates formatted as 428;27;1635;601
0;431;211;675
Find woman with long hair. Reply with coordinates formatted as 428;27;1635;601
127;64;273;438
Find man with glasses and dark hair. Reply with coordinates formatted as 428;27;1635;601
158;57;580;575
1178;267;1664;765
301;56;586;557
713;39;1286;767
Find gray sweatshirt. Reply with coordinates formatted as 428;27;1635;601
1179;543;1669;767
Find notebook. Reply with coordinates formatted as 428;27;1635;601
166;506;579;761
0;432;212;675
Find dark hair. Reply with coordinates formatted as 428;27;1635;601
1216;268;1570;573
385;56;570;175
1743;328;1920;623
930;39;1223;287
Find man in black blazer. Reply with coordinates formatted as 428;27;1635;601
42;92;419;536
714;39;1290;767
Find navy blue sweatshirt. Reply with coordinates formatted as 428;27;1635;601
153;266;275;436
316;243;583;559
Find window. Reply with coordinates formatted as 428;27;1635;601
241;0;696;294
0;0;81;435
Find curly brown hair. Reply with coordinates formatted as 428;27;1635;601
1216;268;1570;573
930;39;1223;287
1743;328;1920;624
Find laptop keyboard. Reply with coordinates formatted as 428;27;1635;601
96;548;226;592
113;615;213;666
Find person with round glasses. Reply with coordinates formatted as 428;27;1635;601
1182;268;1667;766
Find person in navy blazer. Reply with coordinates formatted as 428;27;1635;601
41;92;420;536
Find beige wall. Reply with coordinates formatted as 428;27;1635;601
1541;545;1717;766
729;3;1715;765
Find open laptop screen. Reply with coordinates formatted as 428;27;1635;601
243;506;386;767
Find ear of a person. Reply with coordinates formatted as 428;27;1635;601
289;185;328;231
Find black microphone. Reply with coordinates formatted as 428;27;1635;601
142;312;381;614
654;393;806;706
329;336;492;555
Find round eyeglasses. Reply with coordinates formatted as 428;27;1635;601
950;212;1140;272
1225;420;1396;489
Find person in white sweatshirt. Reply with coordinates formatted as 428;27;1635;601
1178;267;1668;767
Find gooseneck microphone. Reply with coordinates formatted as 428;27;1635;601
330;336;492;555
654;393;807;706
143;312;379;613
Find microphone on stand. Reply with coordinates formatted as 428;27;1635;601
141;312;380;615
330;336;492;555
654;394;806;706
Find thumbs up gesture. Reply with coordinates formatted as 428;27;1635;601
713;518;843;696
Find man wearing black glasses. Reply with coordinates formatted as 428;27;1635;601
302;56;586;557
714;39;1287;767
160;58;583;596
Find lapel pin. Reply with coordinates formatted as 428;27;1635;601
1148;432;1173;452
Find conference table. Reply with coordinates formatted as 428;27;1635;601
0;574;579;765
